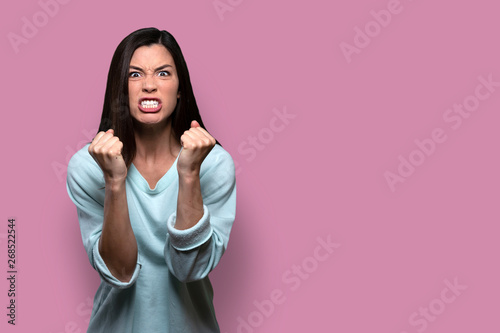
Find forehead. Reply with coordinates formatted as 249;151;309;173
129;44;175;68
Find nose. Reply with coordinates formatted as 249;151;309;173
142;75;157;93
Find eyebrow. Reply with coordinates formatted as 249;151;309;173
129;64;173;72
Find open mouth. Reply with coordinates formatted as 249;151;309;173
138;98;162;112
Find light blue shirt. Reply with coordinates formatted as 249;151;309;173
66;143;236;332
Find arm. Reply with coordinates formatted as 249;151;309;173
89;129;137;283
99;179;137;282
164;123;236;282
66;141;141;288
174;120;215;230
175;174;204;229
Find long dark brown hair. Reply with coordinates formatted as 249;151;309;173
97;27;216;167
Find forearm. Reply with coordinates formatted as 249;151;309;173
175;173;204;230
165;148;237;282
99;180;138;282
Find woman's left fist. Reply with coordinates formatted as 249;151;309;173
177;120;216;177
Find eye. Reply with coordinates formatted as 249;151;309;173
129;72;141;78
158;71;170;77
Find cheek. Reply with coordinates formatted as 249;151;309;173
128;83;141;105
128;96;136;110
161;83;180;98
128;82;139;95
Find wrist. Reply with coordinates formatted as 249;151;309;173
105;177;127;192
178;171;199;184
177;165;200;180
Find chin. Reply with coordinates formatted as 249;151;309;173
133;114;171;127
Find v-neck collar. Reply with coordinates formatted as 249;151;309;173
128;148;182;194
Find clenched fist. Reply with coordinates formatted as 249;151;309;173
88;129;127;184
177;120;216;177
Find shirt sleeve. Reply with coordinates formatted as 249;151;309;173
66;145;141;289
164;146;237;282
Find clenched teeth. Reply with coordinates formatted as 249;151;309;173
141;100;159;108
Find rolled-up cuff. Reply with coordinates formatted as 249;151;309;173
92;240;141;289
166;205;212;251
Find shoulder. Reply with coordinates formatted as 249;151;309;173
199;144;236;196
200;144;235;177
67;143;105;192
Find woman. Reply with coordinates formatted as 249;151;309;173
66;27;236;332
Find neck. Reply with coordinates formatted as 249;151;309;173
132;119;181;164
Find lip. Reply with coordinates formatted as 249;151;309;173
138;97;162;113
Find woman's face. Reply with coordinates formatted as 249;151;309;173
128;44;180;127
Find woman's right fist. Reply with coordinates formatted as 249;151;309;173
88;129;127;184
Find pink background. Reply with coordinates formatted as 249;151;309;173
1;0;499;332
